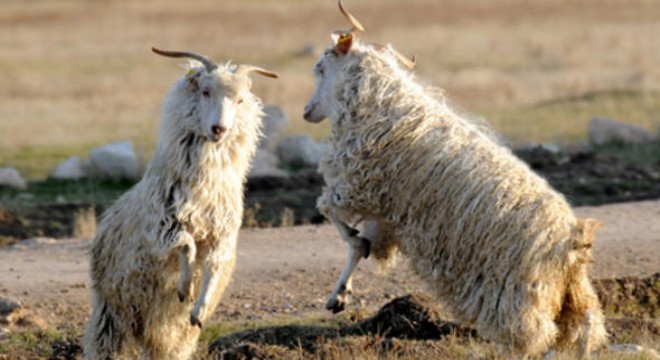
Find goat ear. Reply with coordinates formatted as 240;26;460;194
332;32;353;55
185;69;200;89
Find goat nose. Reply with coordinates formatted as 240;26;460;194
211;125;226;136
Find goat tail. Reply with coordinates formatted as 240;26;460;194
572;218;601;263
555;218;608;356
83;294;122;360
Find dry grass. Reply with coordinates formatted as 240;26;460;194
198;314;659;360
1;0;660;178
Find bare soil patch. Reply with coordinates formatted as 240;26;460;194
0;200;658;358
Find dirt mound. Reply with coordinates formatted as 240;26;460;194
214;342;284;360
244;170;325;227
515;145;660;206
210;274;660;358
209;294;479;357
0;208;25;247
606;318;660;343
356;293;476;340
0;204;97;245
593;273;660;318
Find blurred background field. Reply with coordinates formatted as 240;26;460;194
1;2;660;358
1;0;659;179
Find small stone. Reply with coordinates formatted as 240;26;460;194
0;297;22;317
51;156;90;180
588;117;652;146
89;141;141;179
0;167;27;189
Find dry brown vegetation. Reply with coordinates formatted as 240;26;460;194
1;0;660;177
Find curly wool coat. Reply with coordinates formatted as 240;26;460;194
317;43;607;356
84;63;264;360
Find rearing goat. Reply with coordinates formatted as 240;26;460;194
83;47;277;360
303;1;607;357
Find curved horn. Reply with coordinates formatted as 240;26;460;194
235;65;279;79
373;44;417;69
394;52;416;70
338;0;365;32
152;47;217;73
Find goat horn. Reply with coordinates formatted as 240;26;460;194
395;52;416;69
373;44;417;70
235;65;279;79
152;47;217;73
338;0;365;32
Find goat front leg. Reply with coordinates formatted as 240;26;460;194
325;214;370;313
176;234;196;302
190;242;236;328
154;225;197;302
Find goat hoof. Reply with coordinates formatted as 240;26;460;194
325;299;345;314
360;237;371;259
331;302;345;314
190;314;203;328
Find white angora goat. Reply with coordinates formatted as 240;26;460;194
303;2;607;357
83;47;277;360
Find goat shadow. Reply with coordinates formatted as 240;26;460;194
208;293;477;357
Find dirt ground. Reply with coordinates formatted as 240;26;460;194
0;200;658;335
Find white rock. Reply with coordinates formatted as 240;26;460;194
0;167;27;189
89;141;140;179
588;117;652;146
260;106;289;151
249;150;288;178
276;135;331;168
51;156;90;180
0;297;22;316
540;144;560;154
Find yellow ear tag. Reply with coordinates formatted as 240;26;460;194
338;34;351;44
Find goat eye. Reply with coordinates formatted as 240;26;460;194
202;90;211;97
236;98;244;105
